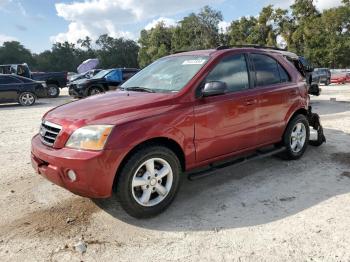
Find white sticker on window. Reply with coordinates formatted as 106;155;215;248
182;59;206;65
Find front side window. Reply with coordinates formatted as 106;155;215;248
122;55;209;92
205;54;249;92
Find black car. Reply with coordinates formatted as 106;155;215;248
0;74;48;106
0;63;68;98
69;68;139;98
313;68;331;85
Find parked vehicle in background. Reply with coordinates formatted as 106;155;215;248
331;72;347;84
68;68;139;98
313;68;331;85
31;46;325;218
0;64;67;98
0;74;47;106
68;69;102;84
346;72;350;83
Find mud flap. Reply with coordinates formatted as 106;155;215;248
308;106;326;146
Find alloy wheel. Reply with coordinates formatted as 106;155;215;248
90;88;101;95
131;158;173;207
290;122;306;153
20;93;35;106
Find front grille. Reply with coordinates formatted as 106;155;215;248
39;121;62;147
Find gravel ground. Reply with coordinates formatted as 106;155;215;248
0;85;350;262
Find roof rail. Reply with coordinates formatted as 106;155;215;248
172;48;198;54
216;44;287;51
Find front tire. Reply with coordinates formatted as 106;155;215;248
88;87;103;96
18;92;36;106
280;114;310;160
116;146;181;218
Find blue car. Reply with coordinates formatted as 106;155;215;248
68;68;139;98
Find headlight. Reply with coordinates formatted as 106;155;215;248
65;125;114;150
77;84;85;89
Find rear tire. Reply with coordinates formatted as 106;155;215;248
116;145;181;218
18;92;36;106
279;114;310;160
47;84;60;98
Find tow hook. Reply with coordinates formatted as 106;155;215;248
308;106;326;146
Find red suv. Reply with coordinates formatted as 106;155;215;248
31;47;320;218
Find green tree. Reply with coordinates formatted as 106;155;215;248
138;22;174;67
96;35;139;68
172;6;223;51
0;41;34;65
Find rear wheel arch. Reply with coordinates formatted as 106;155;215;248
282;108;308;139
112;137;186;191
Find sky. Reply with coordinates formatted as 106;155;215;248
0;0;344;54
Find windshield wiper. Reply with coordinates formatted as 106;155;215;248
123;86;155;93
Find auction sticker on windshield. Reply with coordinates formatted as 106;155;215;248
182;59;207;65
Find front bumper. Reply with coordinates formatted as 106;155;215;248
68;85;85;98
31;134;121;198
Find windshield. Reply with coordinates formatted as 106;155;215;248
121;55;209;92
92;69;112;79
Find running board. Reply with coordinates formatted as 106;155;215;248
187;146;286;181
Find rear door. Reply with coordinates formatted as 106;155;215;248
194;53;259;162
0;76;22;102
249;53;297;145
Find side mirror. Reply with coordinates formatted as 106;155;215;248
202;81;227;97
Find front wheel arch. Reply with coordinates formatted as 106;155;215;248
112;137;185;192
88;85;104;96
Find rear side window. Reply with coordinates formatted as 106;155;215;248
251;54;290;86
206;54;249;93
278;63;290;83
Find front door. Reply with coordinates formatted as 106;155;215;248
194;54;258;162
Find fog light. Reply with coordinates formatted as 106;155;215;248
67;170;77;182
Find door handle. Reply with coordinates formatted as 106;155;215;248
245;99;257;106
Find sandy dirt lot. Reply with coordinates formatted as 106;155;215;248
0;85;350;261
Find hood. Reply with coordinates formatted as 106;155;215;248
44;90;175;127
72;78;88;85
